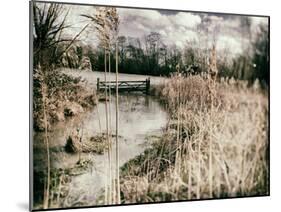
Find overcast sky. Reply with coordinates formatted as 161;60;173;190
37;2;268;56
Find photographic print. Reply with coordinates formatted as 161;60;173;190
30;0;269;210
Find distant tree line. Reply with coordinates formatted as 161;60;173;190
78;28;268;85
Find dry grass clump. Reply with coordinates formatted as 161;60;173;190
120;75;268;203
153;75;225;114
65;133;108;154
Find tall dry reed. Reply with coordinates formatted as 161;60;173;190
120;75;268;202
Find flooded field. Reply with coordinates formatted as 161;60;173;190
61;68;167;89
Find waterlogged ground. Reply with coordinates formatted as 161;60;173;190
33;70;168;209
61;68;167;88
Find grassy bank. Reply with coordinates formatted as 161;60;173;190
120;75;269;203
32;67;101;208
33;68;97;131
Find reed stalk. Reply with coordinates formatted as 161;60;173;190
41;73;51;209
115;41;121;204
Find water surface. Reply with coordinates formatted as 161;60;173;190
33;92;168;208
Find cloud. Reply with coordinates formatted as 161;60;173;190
250;16;269;35
118;8;201;48
171;12;202;28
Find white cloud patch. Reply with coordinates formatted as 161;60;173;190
171;12;202;28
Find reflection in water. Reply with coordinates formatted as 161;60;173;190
33;93;168;207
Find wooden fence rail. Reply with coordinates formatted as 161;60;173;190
97;78;150;94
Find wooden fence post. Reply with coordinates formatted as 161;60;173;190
97;78;100;92
146;78;150;94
